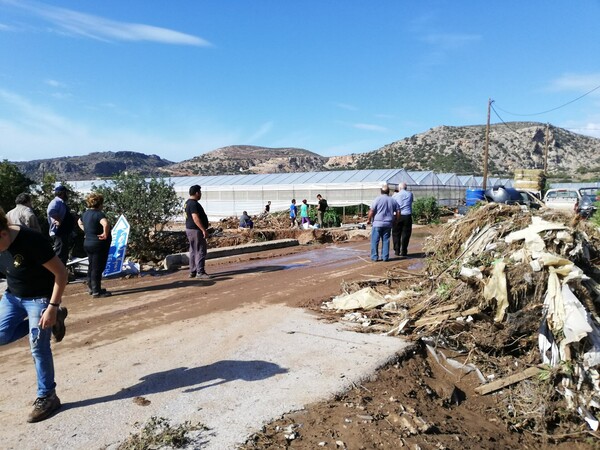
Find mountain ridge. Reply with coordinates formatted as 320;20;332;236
11;122;600;181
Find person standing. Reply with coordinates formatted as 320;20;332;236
264;201;271;214
0;207;68;423
392;182;414;257
289;199;298;228
316;194;328;228
6;193;41;233
367;185;397;262
185;185;211;279
300;199;310;228
78;193;112;298
46;186;74;265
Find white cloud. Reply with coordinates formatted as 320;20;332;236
353;123;389;132
245;121;274;144
0;88;237;161
1;0;211;46
548;73;600;94
45;79;66;88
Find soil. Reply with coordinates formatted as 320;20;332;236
1;223;597;449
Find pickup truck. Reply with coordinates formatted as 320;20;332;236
543;187;599;217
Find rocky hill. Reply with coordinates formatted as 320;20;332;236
327;122;600;177
12;123;600;181
14;151;174;181
163;145;328;176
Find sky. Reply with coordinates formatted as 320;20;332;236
1;0;600;163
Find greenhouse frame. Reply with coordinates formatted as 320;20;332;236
68;169;514;221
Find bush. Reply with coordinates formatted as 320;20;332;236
94;173;182;262
0;160;33;212
412;196;440;224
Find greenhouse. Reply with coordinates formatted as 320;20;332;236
68;169;514;221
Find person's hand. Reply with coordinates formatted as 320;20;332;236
98;232;108;240
39;307;58;329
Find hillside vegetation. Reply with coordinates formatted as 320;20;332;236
11;122;600;181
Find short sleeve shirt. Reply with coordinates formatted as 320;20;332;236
82;209;108;245
185;199;209;230
370;194;397;228
0;227;56;297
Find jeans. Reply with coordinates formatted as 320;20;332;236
186;229;207;275
0;292;55;397
371;226;391;261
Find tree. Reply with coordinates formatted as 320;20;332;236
94;173;182;262
0;160;33;212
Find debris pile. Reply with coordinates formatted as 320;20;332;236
323;203;600;436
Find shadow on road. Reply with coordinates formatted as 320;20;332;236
62;360;288;411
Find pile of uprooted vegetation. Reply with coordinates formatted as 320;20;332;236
323;202;600;439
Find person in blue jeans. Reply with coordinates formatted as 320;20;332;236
0;208;68;423
367;185;398;261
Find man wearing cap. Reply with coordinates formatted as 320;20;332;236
46;186;74;265
185;185;211;279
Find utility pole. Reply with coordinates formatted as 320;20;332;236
544;123;549;173
483;98;492;190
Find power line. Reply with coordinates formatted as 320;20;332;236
490;103;521;135
494;82;600;116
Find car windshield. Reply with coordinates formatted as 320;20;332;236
579;188;600;197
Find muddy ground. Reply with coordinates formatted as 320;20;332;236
2;222;597;449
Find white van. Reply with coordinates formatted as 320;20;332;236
543;188;579;212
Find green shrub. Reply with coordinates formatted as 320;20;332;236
412;196;441;224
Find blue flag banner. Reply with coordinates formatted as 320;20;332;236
103;215;130;277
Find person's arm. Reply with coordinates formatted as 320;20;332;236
77;218;85;232
98;217;111;240
39;256;68;329
367;208;374;224
192;213;207;238
27;211;42;233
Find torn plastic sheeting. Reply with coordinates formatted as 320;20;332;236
544;268;567;334
539;318;560;367
583;322;600;369
505;217;567;253
578;406;599;431
329;287;387;310
561;285;593;347
425;344;486;384
462;224;500;259
459;266;483;280
483;260;509;322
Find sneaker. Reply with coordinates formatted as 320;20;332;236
27;392;61;423
52;306;68;343
92;291;112;298
189;272;197;278
197;272;212;279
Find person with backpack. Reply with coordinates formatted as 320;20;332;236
316;194;328;227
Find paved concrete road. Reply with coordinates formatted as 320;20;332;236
0;240;418;449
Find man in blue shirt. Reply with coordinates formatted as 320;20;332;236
392;182;414;257
367;185;398;262
46;186;74;265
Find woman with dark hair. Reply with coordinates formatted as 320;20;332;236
78;193;112;298
0;207;68;423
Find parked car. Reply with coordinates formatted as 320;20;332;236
543;187;599;217
543;188;579;212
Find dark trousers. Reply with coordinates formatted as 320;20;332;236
186;229;207;274
51;234;70;265
85;242;110;294
392;214;413;256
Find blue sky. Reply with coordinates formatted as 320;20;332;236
1;0;599;163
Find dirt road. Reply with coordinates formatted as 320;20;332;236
0;235;425;449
